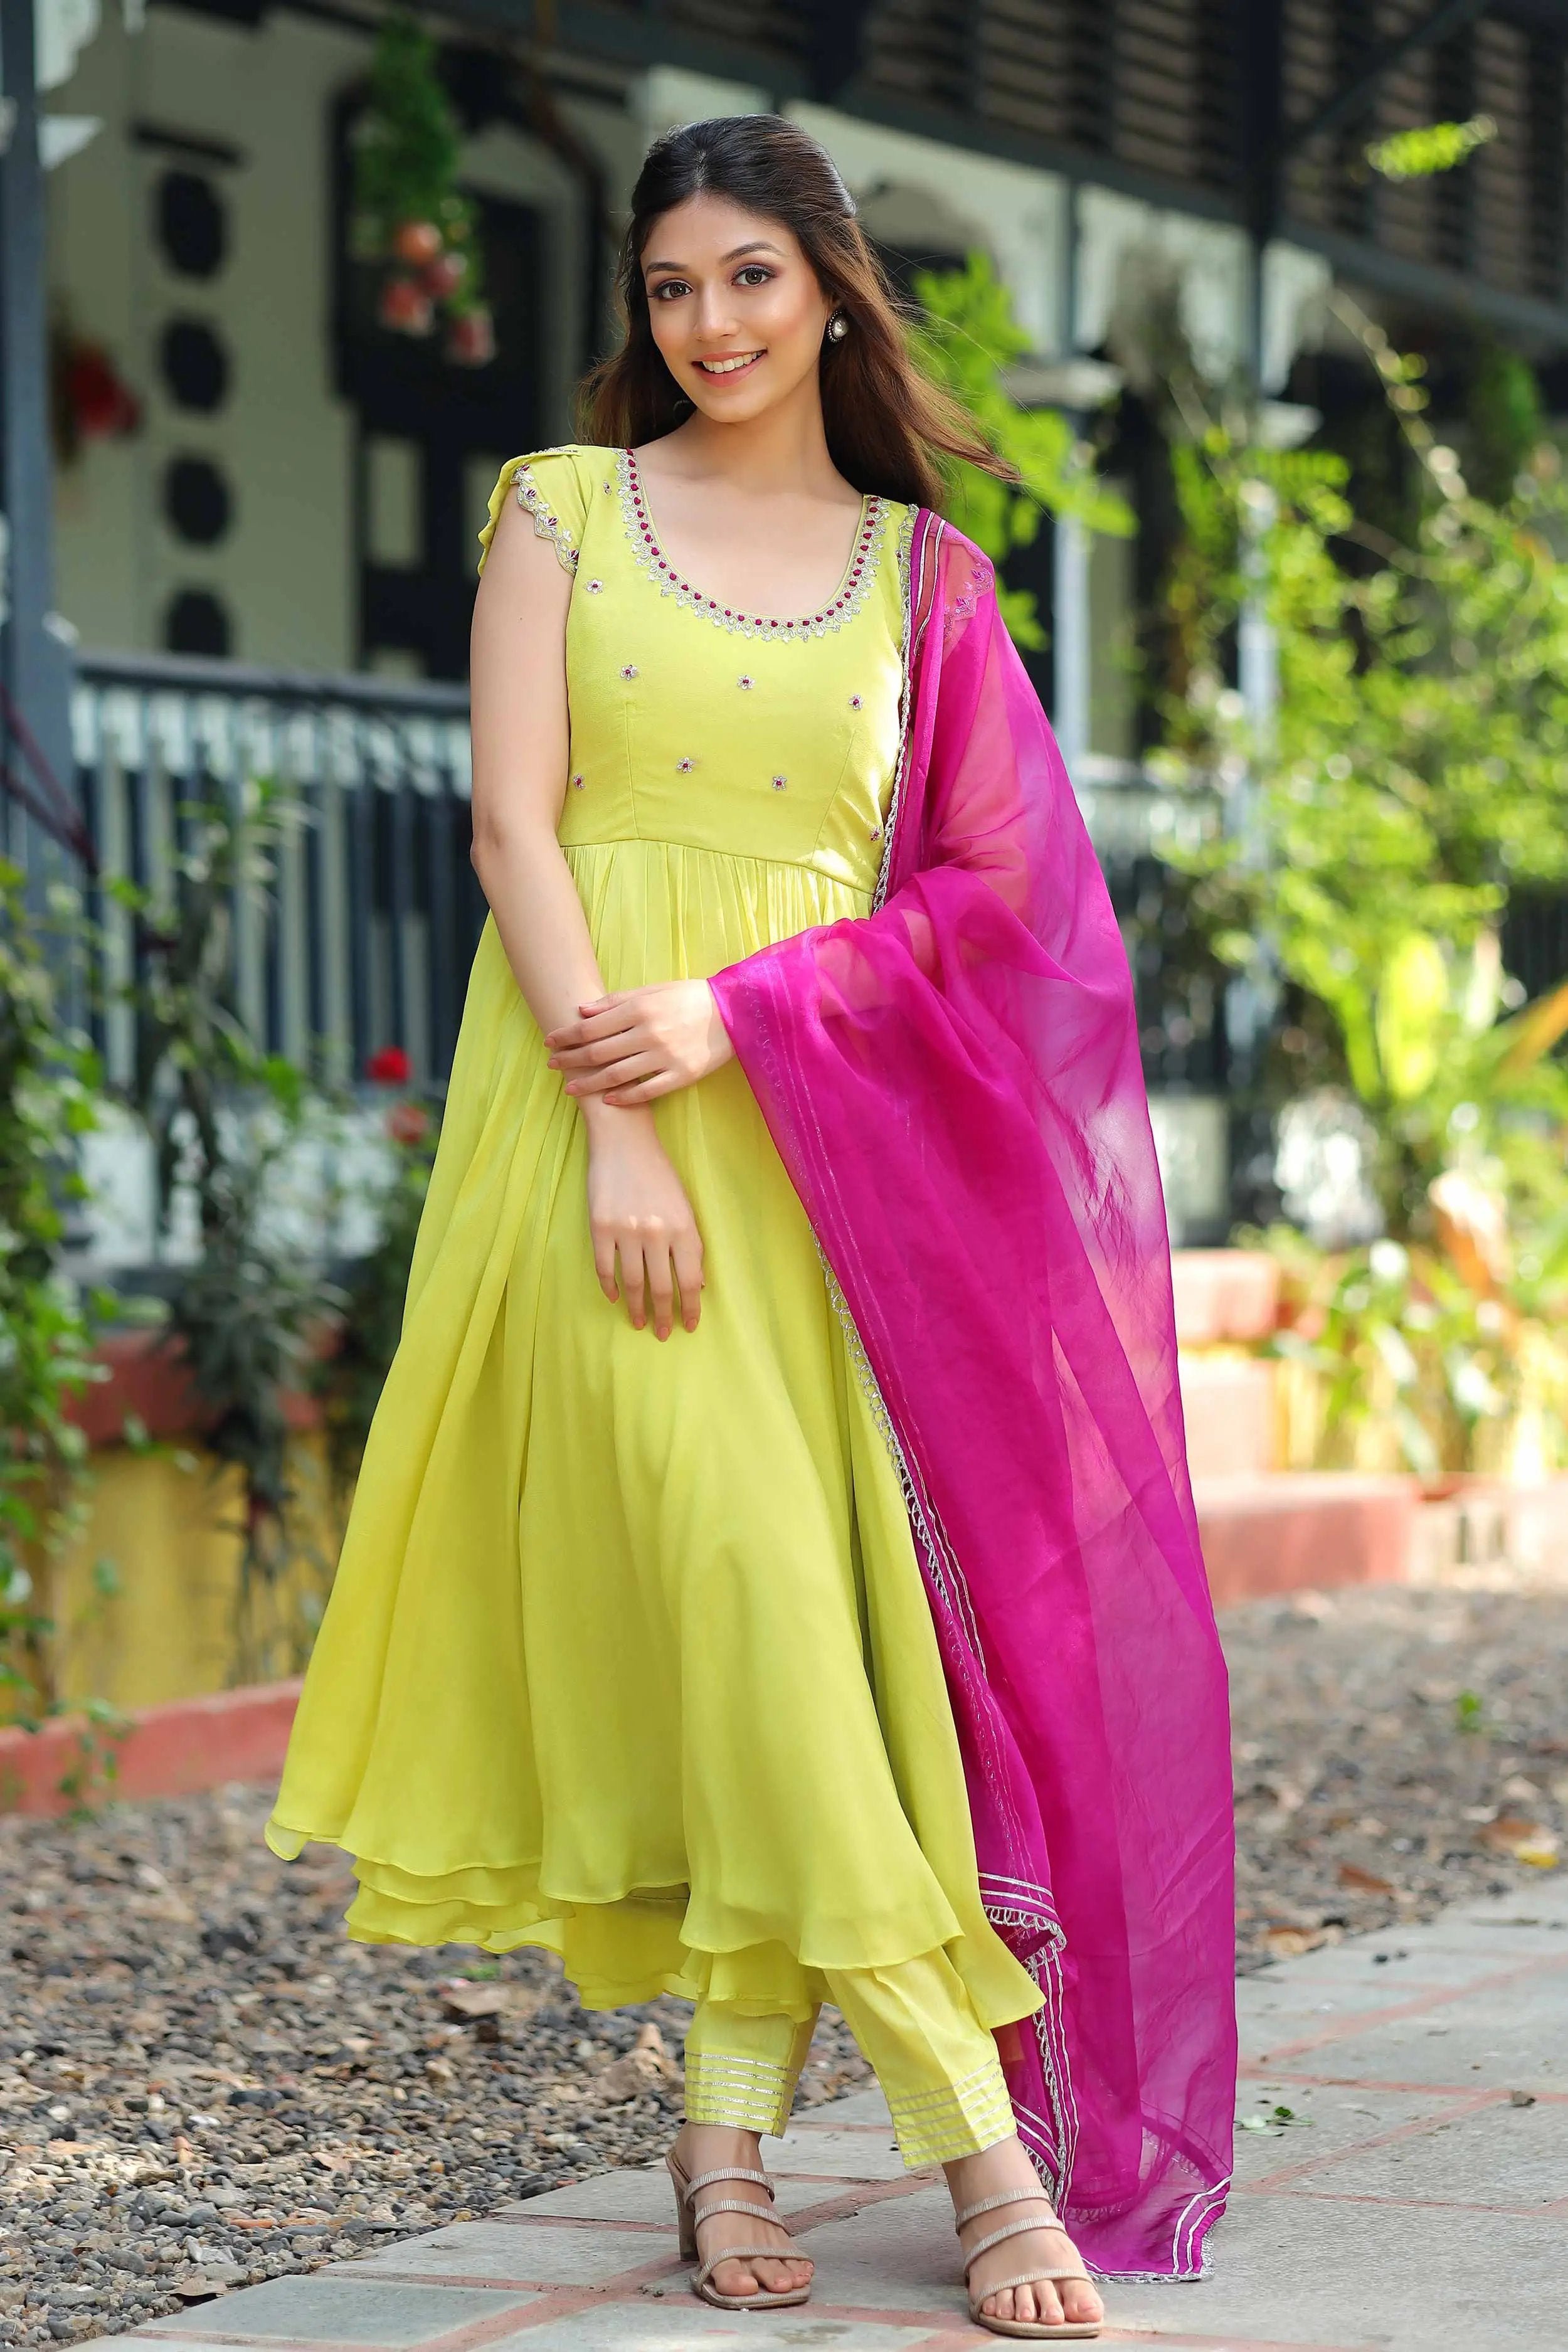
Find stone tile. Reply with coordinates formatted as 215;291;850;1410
1235;1957;1549;2066
1295;2088;1568;2207
486;2301;943;2349
1246;1968;1568;2090
144;2274;535;2344
346;2218;676;2287
776;2184;963;2314
506;2168;826;2223
798;2085;893;2127
1228;2082;1465;2190
1242;1938;1540;2005
1108;2191;1567;2350
770;2127;912;2181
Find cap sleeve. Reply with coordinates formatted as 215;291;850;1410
477;447;591;577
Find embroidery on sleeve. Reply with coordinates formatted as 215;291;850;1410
512;462;581;576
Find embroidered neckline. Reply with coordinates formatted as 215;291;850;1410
617;447;887;640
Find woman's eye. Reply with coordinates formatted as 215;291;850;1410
650;279;690;301
735;266;773;287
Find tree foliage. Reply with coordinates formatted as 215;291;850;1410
115;781;341;1678
1155;325;1568;1242
0;871;107;1725
911;255;1133;645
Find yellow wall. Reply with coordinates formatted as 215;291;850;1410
29;1438;342;1718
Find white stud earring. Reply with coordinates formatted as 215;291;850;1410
827;312;849;342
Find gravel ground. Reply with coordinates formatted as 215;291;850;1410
1228;1582;1568;1970
1;1581;1565;2344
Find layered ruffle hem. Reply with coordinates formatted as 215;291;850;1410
265;841;1042;2035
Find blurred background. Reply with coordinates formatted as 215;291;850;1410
4;15;1568;2342
2;0;1567;1732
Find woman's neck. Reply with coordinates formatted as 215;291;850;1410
648;384;848;502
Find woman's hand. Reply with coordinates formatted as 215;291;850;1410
546;979;734;1106
584;1106;704;1337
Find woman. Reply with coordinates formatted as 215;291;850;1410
268;114;1236;2340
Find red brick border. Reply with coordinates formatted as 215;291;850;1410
0;1678;301;1817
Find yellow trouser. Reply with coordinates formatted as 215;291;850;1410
684;1949;1016;2169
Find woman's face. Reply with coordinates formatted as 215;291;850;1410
640;194;834;426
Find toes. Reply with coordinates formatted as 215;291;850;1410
750;2257;804;2294
1062;2279;1103;2324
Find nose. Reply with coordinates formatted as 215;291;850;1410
693;281;739;341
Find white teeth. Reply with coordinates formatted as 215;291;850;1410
699;353;762;374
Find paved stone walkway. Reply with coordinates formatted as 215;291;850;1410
77;1877;1567;2352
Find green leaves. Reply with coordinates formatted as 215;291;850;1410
909;255;1132;645
1375;935;1451;1105
115;776;344;1683
0;870;107;1725
1158;350;1568;1263
1366;117;1496;182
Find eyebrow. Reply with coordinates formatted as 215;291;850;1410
643;240;785;273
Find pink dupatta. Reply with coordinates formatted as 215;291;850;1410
708;514;1236;2279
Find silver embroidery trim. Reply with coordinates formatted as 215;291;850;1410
616;447;889;640
512;460;580;576
871;506;931;913
684;2048;802;2134
819;526;1226;2273
889;2066;1017;2165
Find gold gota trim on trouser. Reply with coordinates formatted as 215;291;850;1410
683;2034;813;2137
884;2056;1017;2168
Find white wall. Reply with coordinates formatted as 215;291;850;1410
48;6;366;665
43;11;640;668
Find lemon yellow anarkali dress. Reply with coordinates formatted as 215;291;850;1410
267;447;1040;2159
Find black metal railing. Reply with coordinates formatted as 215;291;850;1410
75;650;482;1089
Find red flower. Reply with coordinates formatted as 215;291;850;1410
446;305;496;367
423;248;470;299
379;274;434;337
387;1101;429;1147
366;1045;411;1085
67;345;140;440
392;219;444;267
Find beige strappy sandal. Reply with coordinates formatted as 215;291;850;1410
956;2186;1103;2340
665;2146;813;2312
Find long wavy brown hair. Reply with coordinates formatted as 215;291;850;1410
576;114;1014;511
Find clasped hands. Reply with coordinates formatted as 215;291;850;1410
545;978;734;1108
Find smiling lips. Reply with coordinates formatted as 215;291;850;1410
697;351;765;376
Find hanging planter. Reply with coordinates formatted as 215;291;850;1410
352;13;495;368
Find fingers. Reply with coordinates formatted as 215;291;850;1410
645;1239;676;1342
549;1018;644;1071
543;995;634;1052
600;1069;679;1106
564;1049;662;1099
672;1229;705;1332
595;1229;703;1335
617;1237;647;1332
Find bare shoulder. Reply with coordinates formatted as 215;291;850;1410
471;488;573;699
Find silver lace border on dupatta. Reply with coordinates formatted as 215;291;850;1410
815;506;1084;2224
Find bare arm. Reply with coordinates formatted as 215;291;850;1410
469;487;703;1337
469;488;607;1042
